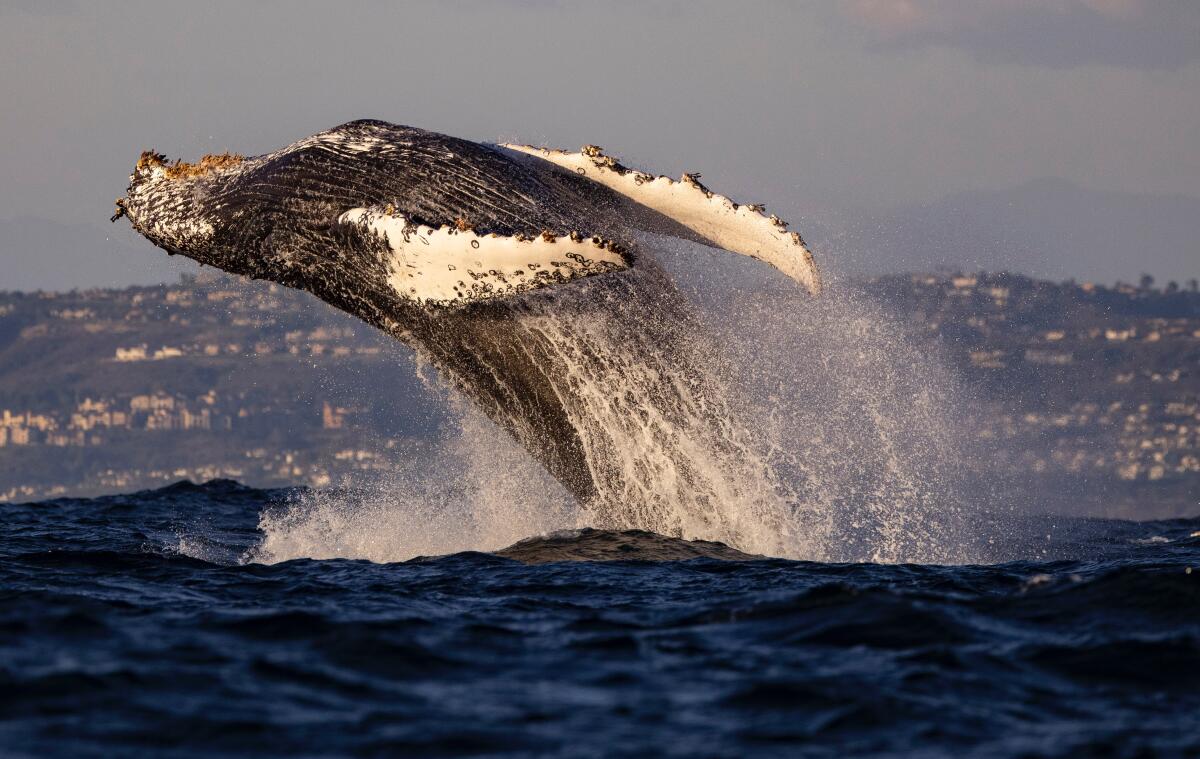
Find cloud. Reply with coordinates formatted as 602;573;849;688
839;0;1200;69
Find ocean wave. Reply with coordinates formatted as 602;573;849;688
3;480;1199;756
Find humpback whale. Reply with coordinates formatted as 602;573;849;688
115;120;820;533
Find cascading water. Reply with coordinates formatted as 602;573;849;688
251;239;982;565
704;282;978;564
490;269;830;559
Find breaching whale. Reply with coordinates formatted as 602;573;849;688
114;120;820;531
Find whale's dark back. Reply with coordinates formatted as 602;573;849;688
222;120;603;237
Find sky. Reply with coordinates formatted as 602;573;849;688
1;0;1197;290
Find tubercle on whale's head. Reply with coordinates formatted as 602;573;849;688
114;149;248;270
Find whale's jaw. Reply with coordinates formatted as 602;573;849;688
115;151;242;263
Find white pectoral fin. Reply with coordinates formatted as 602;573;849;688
339;208;630;307
501;144;821;295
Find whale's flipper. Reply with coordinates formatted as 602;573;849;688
501;144;821;295
336;208;631;306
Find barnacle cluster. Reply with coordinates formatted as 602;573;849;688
135;150;244;180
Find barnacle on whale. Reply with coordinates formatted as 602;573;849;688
135;150;244;180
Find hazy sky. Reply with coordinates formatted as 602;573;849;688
1;0;1197;288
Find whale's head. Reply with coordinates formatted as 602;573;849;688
114;150;254;273
113;143;433;326
112;135;638;309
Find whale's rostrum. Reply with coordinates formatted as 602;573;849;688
115;120;820;537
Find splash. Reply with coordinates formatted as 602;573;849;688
658;236;978;563
250;241;980;565
246;410;577;564
493;272;830;560
707;282;977;563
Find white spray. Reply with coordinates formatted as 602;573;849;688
250;240;980;565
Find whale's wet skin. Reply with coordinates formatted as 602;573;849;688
115;120;833;553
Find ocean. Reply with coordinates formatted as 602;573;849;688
3;479;1198;757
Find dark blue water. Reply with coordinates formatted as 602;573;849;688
3;480;1198;757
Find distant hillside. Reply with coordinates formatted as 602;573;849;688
0;272;1195;516
0;276;447;500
